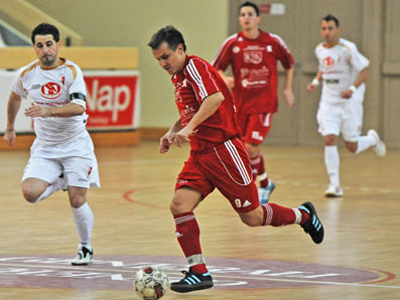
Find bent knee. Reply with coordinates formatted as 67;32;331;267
345;142;358;153
21;182;43;203
21;188;40;203
170;200;187;215
246;143;260;158
70;198;86;209
324;135;338;146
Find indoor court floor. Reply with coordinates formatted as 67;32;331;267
0;140;399;300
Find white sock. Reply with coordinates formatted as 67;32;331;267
355;135;376;154
324;146;340;187
36;178;65;202
71;202;94;248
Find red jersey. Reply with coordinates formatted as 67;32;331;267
172;55;240;152
212;30;294;114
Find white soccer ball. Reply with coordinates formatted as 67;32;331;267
134;266;169;300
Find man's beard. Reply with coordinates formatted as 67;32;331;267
41;55;56;66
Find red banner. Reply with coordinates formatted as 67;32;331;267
84;71;140;130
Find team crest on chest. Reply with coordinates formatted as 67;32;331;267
322;56;336;68
40;82;62;99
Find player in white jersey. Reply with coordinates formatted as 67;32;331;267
3;23;99;264
307;15;386;197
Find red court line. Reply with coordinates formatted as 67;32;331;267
363;268;397;284
123;188;169;210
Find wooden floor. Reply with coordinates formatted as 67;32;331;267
0;141;399;300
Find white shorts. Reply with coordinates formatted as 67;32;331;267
317;98;363;142
22;130;100;188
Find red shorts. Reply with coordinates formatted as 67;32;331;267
175;137;259;213
239;113;273;145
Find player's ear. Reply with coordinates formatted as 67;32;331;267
177;43;185;53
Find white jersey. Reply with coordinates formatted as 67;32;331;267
12;58;88;145
315;38;369;104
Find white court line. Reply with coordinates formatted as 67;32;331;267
0;262;397;290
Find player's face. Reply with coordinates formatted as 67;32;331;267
320;21;339;44
239;6;260;31
152;42;186;75
33;34;61;67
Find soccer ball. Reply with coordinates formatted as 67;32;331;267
134;266;169;300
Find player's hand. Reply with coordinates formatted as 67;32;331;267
24;103;52;118
341;89;353;99
283;89;295;108
307;83;317;93
3;129;16;147
159;132;174;154
225;76;235;90
173;126;196;147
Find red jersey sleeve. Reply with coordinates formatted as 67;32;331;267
185;57;220;102
211;34;237;71
270;33;295;70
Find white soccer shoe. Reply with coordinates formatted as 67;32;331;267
71;246;93;265
258;181;276;204
324;185;343;198
368;129;386;157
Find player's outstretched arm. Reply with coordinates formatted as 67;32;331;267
160;118;182;153
283;67;295;107
24;102;85;118
174;92;224;146
3;91;22;147
307;71;322;93
341;68;368;99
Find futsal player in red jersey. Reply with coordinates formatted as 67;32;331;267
148;25;323;294
212;1;295;204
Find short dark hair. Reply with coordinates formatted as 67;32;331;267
31;23;60;44
148;25;186;51
239;1;260;16
322;14;339;27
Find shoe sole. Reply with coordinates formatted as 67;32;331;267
71;261;93;266
170;282;214;293
325;193;343;198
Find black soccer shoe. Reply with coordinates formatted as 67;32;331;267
299;202;324;244
170;269;214;293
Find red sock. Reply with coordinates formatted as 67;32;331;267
261;203;297;226
174;212;207;274
250;153;269;187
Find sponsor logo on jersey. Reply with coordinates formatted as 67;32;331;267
252;131;264;141
31;84;41;89
177;179;189;185
40;82;62;99
244;50;263;64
